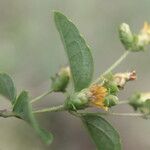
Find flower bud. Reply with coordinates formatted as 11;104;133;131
65;84;109;111
127;22;150;52
119;23;134;50
104;95;119;107
129;93;142;110
140;99;150;115
65;90;89;110
51;67;70;92
102;71;136;94
129;92;150;115
114;70;136;89
138;93;150;115
137;22;150;48
129;35;145;52
103;81;119;95
102;73;119;95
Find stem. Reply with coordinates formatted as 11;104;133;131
31;90;53;103
93;51;130;84
69;111;81;117
103;51;130;76
107;112;144;117
118;100;129;105
79;111;144;118
33;104;65;114
0;110;19;118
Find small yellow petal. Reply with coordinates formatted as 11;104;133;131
142;22;150;34
89;85;108;111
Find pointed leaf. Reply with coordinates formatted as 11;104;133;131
13;91;53;144
0;73;16;103
54;12;94;91
82;113;122;150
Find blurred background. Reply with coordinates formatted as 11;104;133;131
0;0;150;149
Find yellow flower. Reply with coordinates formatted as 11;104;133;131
138;22;150;46
141;22;150;34
89;85;108;111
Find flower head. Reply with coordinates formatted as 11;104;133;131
141;22;150;34
88;85;108;111
138;22;150;46
114;70;136;89
129;92;150;115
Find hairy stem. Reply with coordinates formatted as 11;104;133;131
102;51;130;76
78;111;144;118
33;104;65;114
107;112;144;117
31;90;54;103
93;51;130;84
118;100;129;105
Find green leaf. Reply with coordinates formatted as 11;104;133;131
82;113;122;150
54;11;94;91
0;73;16;103
13;91;53;144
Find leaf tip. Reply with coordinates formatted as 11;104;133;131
53;11;65;21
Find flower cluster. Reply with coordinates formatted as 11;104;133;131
63;21;150;116
65;71;137;111
119;22;150;52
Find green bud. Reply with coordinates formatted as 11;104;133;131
140;99;150;115
51;67;70;92
104;95;119;107
65;90;89;111
138;93;150;115
129;35;145;52
104;81;119;95
102;73;119;95
129;92;150;115
119;23;134;50
132;22;150;52
129;93;143;110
